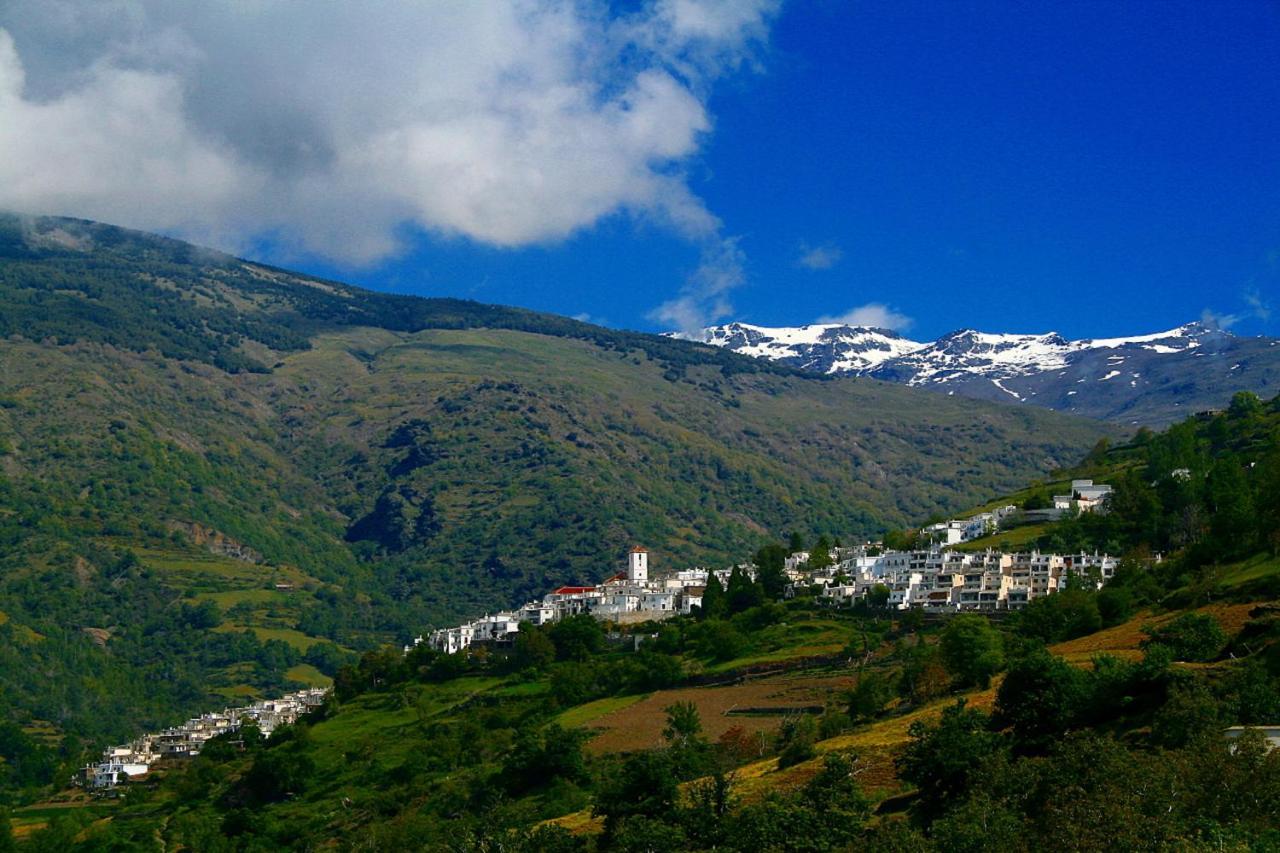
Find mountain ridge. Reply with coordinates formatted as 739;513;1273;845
685;319;1280;423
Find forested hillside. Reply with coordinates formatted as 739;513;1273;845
0;215;1108;798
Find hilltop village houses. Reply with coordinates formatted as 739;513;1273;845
80;688;328;790
414;518;1119;658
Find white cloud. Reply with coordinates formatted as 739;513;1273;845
650;236;745;336
0;1;777;265
819;303;914;331
797;242;842;270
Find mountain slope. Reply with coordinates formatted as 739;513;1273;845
0;214;1108;765
692;320;1280;424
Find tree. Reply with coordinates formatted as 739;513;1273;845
725;565;764;614
1017;588;1101;644
809;535;833;571
594;751;680;838
696;620;746;663
883;528;919;551
993;650;1087;753
548;614;604;661
898;640;950;705
1150;679;1219;748
699;573;727;621
1228;390;1263;418
939;615;1005;688
1141;613;1226;662
897;700;1002;825
846;671;894;722
776;714;818;768
512;623;556;671
754;543;788;599
788;531;806;554
504;724;588;794
0;808;14;853
662;701;703;748
867;583;891;608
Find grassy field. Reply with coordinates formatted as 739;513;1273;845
953;522;1050;552
285;663;332;688
213;624;328;652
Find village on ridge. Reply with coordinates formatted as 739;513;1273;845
414;481;1119;657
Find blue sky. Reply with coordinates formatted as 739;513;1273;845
307;1;1279;340
2;1;1277;340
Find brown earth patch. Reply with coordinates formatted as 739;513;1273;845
581;672;857;755
1050;602;1259;664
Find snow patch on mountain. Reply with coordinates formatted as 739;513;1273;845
688;322;926;374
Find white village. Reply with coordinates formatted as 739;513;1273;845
412;480;1119;657
85;480;1120;792
79;689;328;791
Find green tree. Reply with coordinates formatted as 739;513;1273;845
549;614;605;662
695;620;746;663
809;534;833;571
788;531;806;554
1141;613;1226;662
512;623;556;671
0;808;14;853
993;650;1087;753
939;615;1005;688
754;543;789;599
699;573;727;621
897;700;1002;825
662;701;703;748
1228;390;1263;418
594;751;680;839
725;565;764;614
776;714;818;768
867;583;891;607
846;671;894;722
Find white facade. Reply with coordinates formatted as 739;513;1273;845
628;547;649;583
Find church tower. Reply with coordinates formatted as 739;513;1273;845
627;547;648;584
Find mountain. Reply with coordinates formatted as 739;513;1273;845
0;214;1110;763
690;321;1280;424
694;322;925;374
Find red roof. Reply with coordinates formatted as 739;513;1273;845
604;571;628;583
629;546;648;553
552;586;595;595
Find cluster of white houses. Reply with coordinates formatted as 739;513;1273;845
809;547;1117;610
413;537;1120;656
80;688;328;789
415;548;724;654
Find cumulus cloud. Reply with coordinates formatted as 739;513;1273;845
0;0;776;264
819;302;914;331
797;242;842;270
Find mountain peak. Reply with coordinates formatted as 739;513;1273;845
692;316;1278;423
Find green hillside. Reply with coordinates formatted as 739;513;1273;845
0;215;1111;797
10;395;1274;852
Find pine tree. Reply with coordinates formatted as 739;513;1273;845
700;574;727;620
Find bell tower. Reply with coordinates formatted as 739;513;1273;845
628;547;648;584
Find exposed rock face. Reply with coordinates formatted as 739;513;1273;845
167;521;264;564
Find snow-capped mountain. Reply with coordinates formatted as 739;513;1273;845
690;320;1280;424
692;322;925;374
